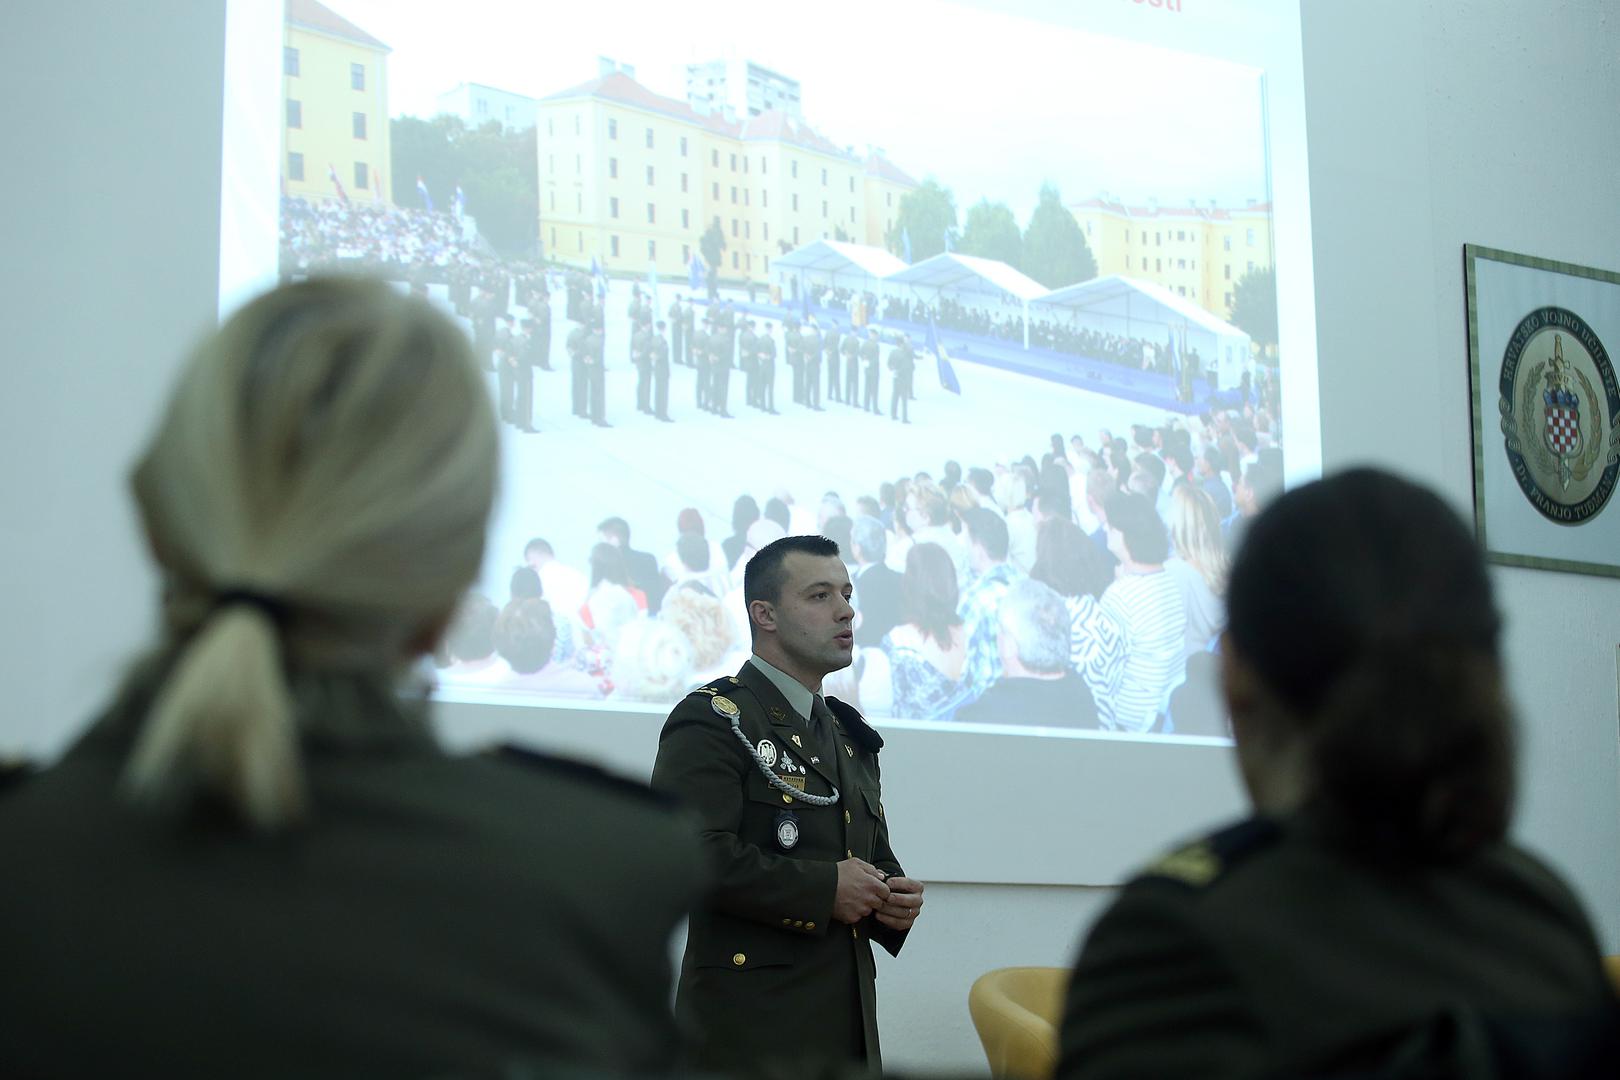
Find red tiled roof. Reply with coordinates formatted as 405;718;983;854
287;0;389;51
864;153;919;189
739;109;853;160
1069;196;1271;220
543;72;739;136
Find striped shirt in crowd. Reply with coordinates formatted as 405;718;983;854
1096;569;1187;733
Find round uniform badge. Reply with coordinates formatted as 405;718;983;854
711;695;741;721
755;739;778;768
1499;307;1620;524
774;810;800;851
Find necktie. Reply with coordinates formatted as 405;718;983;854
810;694;835;742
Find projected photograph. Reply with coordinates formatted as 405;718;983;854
277;0;1286;738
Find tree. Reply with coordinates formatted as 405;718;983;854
959;199;1023;269
1020;183;1097;289
885;178;958;263
390;115;538;258
700;218;727;272
1228;265;1278;351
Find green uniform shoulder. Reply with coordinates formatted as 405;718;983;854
1134;817;1282;891
485;744;678;811
0;756;37;799
825;695;883;753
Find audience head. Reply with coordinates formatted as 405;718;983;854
850;515;887;566
445;592;499;664
822;514;854;563
997;579;1071;677
612;617;694;700
962;508;1010;568
676;507;705;537
659;586;735;672
123;277;497;829
589;542;631;588
1102;491;1171;566
1128;452;1166;499
730;494;760;537
967;467;995;499
493;598;558;675
762;497;791;532
899;542;961;648
1237;459;1283;516
1031;517;1114;601
676;532;710;574
523;537;555;566
1168;483;1229;593
596;516;632;548
1224;468;1511;864
509;566;543;601
992;470;1028;515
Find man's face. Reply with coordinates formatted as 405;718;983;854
763;553;855;678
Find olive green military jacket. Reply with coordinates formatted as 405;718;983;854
1058;817;1615;1079
651;660;908;1073
0;702;705;1079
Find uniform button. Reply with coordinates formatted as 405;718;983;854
794;920;804;928
846;848;853;858
782;919;791;926
851;926;859;939
844;810;852;824
782;794;792;804
732;953;746;967
806;922;816;930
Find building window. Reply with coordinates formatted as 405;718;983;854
575;154;581;173
575;116;580;135
1178;286;1186;296
648;239;657;258
576;193;582;212
732;251;738;268
712;182;720;198
730;186;737;204
646;165;655;185
609;158;618;179
1178;259;1186;270
712;149;719;166
821;200;828;217
680;136;688;157
610;197;619;218
731;219;737;237
743;157;749;174
682;244;690;263
1223;236;1232;251
608;118;617;139
744;222;750;239
352;112;366;139
730;153;737;171
548;118;554;136
549;192;554;210
792;193;799;211
350;63;365;91
287;152;304;181
611;236;620;257
1156;232;1162;246
793;226;800;244
1177;230;1186;242
744;190;749;206
1224;264;1232;280
548;154;555;173
647;203;655;224
354;162;368;189
645;128;654;148
577;233;583;251
681;208;690;228
886;192;892;207
848;176;855;193
1247;261;1257;272
1142;257;1149;270
763;222;770;242
283;46;299;76
681;173;688;193
764;255;769;272
1247;228;1257;246
1156;258;1162;272
550;226;556;248
849;207;855;222
821;167;827;185
761;157;767;174
791;160;798;179
476;99;488;116
1224;291;1233;307
286;99;301;128
761;190;767;207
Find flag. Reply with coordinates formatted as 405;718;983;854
688;254;704;290
1165;329;1181;377
928;317;961;395
943;229;954;253
590;255;608;300
327;163;348;203
453;184;466;218
416;176;433;211
901;227;912;264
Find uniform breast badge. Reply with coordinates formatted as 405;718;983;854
1499;311;1620;524
775;809;800;850
755;739;777;768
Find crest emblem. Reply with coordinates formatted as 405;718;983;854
1499;308;1620;524
756;739;777;768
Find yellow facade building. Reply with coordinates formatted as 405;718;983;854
1068;196;1273;321
282;0;391;205
537;71;917;279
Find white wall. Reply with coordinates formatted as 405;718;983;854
1;2;1616;1077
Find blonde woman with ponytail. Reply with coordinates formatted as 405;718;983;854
0;278;703;1078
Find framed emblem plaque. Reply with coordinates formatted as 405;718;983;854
1466;244;1620;577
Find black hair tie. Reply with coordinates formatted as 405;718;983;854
210;588;289;628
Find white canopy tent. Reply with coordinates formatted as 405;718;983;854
1031;275;1253;389
770;240;909;300
882;252;1049;347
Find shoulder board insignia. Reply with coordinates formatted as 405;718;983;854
1142;841;1221;888
712;695;741;720
690;686;718;696
1139;817;1282;890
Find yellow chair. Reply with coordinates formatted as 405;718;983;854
968;966;1069;1080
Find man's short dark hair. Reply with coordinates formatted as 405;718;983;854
596;516;631;545
494;598;558;674
962;507;1010;562
677;531;710;572
762;497;791;532
524;537;554;558
823;514;854;559
744;535;841;610
1165;445;1194;474
851;515;887;563
509;566;543;601
967;467;995;497
446;593;499;662
1103;492;1171;564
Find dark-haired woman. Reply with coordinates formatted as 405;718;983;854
881;542;966;721
1058;469;1616;1079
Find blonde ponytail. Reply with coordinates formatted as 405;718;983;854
124;604;305;827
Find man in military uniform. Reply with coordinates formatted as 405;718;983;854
803;318;824;410
566;319;589;419
692;317;712;413
529;301;553;371
584;318;609;428
842;329;861;410
889;334;915;423
825;322;843;404
669;295;686;367
632;316;654;416
757;321;779;414
739;318;759;408
785;315;803;405
651;535;923;1075
710;313;735;419
650;319;672;422
861;329;882;414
